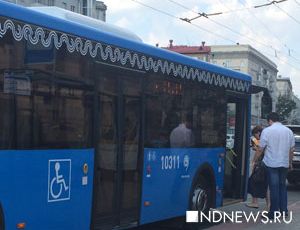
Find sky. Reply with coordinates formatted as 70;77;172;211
102;0;300;97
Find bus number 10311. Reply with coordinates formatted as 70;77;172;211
161;155;180;170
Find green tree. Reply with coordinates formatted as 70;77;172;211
276;95;296;122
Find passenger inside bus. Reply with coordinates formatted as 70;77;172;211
170;113;194;148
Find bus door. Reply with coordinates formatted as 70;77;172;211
120;77;142;226
93;73;142;229
223;95;249;203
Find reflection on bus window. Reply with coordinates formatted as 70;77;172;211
226;104;236;149
145;78;226;148
97;94;117;215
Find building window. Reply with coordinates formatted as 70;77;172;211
223;60;230;68
71;5;75;12
62;2;67;9
257;73;260;81
48;0;54;6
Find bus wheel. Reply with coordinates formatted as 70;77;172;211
185;175;212;229
191;175;211;214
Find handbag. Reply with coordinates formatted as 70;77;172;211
251;161;266;183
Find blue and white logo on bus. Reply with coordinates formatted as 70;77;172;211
148;151;157;162
48;159;71;202
183;155;190;171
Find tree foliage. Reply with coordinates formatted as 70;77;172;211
276;95;296;122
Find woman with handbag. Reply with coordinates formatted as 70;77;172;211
246;126;269;210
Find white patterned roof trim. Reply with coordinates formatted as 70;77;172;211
0;19;251;93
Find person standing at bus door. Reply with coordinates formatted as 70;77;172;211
170;114;194;148
258;112;295;219
246;126;269;210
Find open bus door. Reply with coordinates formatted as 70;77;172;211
223;94;250;204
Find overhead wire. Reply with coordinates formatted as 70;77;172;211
169;0;286;61
254;0;288;8
128;0;300;72
130;0;236;44
267;0;300;25
263;0;300;61
166;0;289;18
237;0;300;63
213;0;300;69
168;0;300;66
129;0;178;19
215;0;261;42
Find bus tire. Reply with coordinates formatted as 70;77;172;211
0;203;4;230
191;175;211;214
185;175;213;230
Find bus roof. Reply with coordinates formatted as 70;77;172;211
0;1;251;92
29;6;143;43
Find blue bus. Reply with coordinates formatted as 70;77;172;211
0;1;252;229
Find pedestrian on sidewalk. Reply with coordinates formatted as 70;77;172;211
246;125;269;210
258;112;295;219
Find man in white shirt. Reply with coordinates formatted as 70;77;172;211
259;112;295;219
170;115;194;148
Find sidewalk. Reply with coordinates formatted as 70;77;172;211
206;194;300;230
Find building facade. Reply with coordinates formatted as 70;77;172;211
276;77;293;98
4;0;107;21
210;45;278;125
166;40;211;62
276;77;300;124
291;95;300;124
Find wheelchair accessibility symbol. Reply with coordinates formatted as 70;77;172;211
48;159;71;202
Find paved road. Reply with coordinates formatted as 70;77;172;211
134;183;300;230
